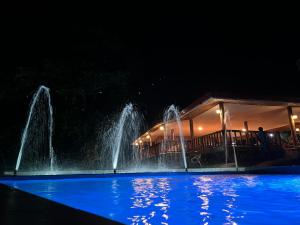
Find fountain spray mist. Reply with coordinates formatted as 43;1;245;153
162;105;187;170
112;104;133;170
101;103;143;172
15;85;55;172
224;111;238;169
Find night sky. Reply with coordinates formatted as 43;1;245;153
1;9;300;167
4;12;300;114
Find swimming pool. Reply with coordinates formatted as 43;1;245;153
1;174;300;225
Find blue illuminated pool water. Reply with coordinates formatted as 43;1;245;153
1;174;300;224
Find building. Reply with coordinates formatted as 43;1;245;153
136;93;300;167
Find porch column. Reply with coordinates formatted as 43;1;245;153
219;102;226;130
287;106;297;146
219;102;228;164
171;129;175;140
244;121;249;145
189;118;194;140
148;135;152;147
244;121;249;131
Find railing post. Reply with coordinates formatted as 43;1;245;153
189;118;195;150
219;102;226;131
189;118;194;140
277;131;282;146
287;106;298;147
219;102;228;164
244;121;249;145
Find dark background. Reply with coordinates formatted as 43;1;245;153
1;9;300;170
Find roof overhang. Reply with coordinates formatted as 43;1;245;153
181;95;300;120
138;93;300;140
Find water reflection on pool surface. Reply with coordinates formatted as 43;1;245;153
1;174;300;225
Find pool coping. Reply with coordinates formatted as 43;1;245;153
1;165;300;180
1;165;300;225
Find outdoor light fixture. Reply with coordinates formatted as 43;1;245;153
139;140;143;144
242;128;247;132
268;133;274;138
135;142;139;146
146;135;151;139
159;126;164;131
296;128;300;132
292;115;298;120
198;126;203;131
216;109;221;114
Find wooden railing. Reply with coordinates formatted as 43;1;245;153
186;130;283;153
186;130;225;153
140;130;283;160
140;139;184;160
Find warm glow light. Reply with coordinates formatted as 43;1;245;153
292;115;298;120
146;135;151;139
296;128;300;132
216;109;221;114
139;140;143;143
198;126;203;131
135;142;139;146
159;126;164;131
242;128;247;132
268;133;274;137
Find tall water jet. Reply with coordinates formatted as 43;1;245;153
102;103;143;171
224;111;238;169
15;85;56;173
161;105;187;170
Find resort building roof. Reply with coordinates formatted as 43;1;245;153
137;93;300;145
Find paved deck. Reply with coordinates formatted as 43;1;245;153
0;184;122;225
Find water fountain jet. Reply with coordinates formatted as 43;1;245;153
162;105;187;170
102;103;143;172
15;85;56;173
224;111;238;169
